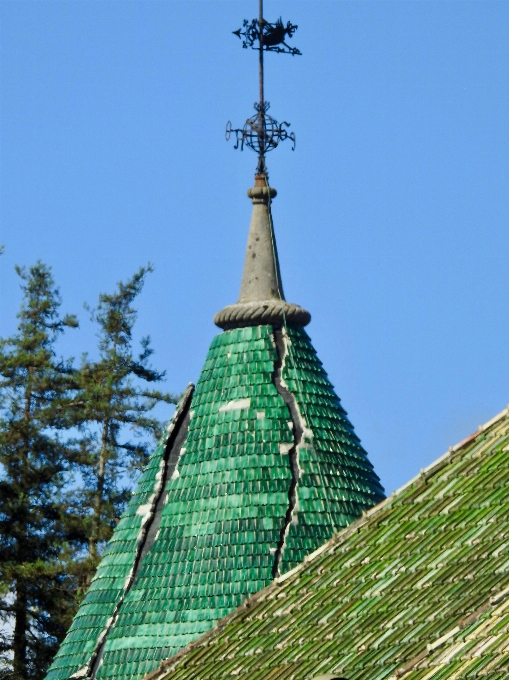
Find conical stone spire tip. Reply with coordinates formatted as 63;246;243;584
214;179;311;330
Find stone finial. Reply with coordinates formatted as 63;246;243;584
214;176;310;330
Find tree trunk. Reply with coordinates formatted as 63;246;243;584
13;579;28;680
13;380;32;679
90;421;108;561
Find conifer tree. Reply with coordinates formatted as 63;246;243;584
0;263;79;680
74;266;176;581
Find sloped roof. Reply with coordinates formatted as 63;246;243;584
145;405;509;680
47;323;383;680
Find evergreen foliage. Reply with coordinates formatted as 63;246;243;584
0;263;79;680
0;262;176;680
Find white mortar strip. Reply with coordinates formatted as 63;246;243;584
271;329;306;575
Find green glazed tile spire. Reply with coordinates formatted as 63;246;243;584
46;179;384;680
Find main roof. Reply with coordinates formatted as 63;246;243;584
46;181;384;680
144;405;509;680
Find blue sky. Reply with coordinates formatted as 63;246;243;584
1;0;508;495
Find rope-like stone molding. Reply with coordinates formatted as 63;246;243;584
214;299;311;329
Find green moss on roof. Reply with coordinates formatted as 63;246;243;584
150;407;509;680
47;324;383;680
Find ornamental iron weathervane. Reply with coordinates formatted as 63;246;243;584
226;0;300;177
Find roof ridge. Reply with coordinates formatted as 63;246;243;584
143;403;509;680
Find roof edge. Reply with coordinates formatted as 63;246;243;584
142;402;509;680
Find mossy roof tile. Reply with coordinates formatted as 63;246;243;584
144;406;509;680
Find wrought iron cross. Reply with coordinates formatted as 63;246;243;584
226;0;301;176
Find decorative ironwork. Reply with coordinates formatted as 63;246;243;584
226;103;295;174
227;0;300;176
233;18;301;56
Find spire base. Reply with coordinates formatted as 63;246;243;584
214;299;310;329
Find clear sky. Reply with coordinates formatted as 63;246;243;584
1;0;508;495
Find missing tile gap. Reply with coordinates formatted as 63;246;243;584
83;384;194;680
271;327;310;579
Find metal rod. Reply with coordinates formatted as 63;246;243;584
258;0;265;173
259;0;264;110
228;1;299;175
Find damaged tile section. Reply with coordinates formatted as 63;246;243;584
270;324;385;577
47;386;194;680
277;325;385;573
218;398;251;412
271;327;307;578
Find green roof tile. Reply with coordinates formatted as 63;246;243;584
46;325;383;680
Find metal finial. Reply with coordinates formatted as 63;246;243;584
226;0;300;177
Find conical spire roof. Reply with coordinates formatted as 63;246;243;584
46;180;384;680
